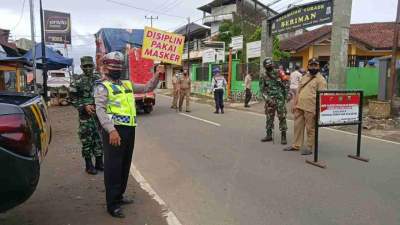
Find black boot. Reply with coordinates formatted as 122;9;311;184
95;156;104;171
281;132;287;145
85;158;97;175
261;130;273;142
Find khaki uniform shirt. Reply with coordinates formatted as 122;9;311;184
179;76;191;89
172;75;179;90
296;73;327;113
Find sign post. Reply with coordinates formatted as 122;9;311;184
306;90;369;169
44;10;71;44
142;26;185;66
231;35;243;51
269;0;333;35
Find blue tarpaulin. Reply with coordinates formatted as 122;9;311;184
23;43;73;70
95;28;144;52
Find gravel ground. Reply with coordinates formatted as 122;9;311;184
0;106;168;225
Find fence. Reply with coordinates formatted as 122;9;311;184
192;64;380;102
345;67;379;97
231;62;262;102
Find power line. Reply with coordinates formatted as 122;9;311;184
10;0;27;31
153;0;175;11
105;0;186;19
275;0;306;12
163;0;183;12
145;15;159;27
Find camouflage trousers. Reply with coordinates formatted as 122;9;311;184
265;98;288;133
78;118;103;159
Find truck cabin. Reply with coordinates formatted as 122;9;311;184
0;61;29;93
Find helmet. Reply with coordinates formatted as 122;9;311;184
80;56;94;67
212;67;220;75
102;51;124;71
263;57;273;68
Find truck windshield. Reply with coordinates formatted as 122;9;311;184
0;71;17;91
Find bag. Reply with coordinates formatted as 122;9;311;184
298;76;316;94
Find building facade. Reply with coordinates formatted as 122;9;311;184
280;22;400;69
198;0;277;37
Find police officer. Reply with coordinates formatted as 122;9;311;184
284;58;327;155
94;51;161;218
70;56;103;175
260;57;289;144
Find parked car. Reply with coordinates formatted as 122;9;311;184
0;92;51;212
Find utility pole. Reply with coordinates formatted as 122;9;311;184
329;0;353;90
260;18;273;76
29;0;37;94
186;17;190;76
145;15;158;27
39;0;48;101
390;0;400;99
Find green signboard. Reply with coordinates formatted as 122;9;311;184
269;0;333;35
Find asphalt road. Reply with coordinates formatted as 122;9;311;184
0;106;168;225
133;95;400;225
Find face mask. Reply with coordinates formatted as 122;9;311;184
309;68;319;76
108;71;122;80
82;65;94;76
266;66;273;72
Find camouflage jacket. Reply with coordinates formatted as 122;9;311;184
259;69;289;101
70;73;101;117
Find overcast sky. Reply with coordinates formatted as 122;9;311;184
0;0;397;72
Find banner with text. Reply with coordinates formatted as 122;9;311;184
269;0;333;35
319;93;361;125
44;10;71;44
142;27;185;65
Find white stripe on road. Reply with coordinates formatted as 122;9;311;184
179;113;221;127
160;93;400;145
130;164;183;225
239;110;400;146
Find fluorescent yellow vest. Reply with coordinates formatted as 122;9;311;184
103;80;137;127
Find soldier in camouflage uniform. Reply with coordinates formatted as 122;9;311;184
70;56;103;175
260;57;289;144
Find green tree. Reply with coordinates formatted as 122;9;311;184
272;36;290;61
217;21;242;49
248;27;261;42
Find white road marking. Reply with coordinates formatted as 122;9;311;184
160;93;400;145
179;113;221;127
240;110;400;145
130;164;183;225
158;93;173;99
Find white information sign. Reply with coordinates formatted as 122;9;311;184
231;35;243;50
216;50;225;62
319;94;361;125
246;41;261;59
202;49;216;63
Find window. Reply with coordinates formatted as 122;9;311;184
50;72;66;78
0;70;17;91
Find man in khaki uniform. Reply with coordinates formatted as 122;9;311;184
284;58;327;155
179;70;191;112
171;71;180;109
